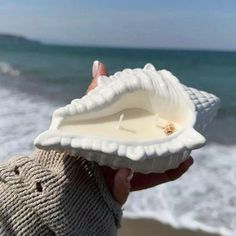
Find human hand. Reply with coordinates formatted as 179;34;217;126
87;61;194;205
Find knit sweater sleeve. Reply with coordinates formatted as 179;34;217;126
0;149;122;236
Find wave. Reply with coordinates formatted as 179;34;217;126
0;84;57;163
0;61;20;76
124;144;236;236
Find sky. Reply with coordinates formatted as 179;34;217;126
0;0;236;50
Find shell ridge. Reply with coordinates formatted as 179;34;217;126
184;86;220;131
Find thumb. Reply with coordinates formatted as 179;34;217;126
86;60;108;93
112;168;133;206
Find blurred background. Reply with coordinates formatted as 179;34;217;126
0;1;235;235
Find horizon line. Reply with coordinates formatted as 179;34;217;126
44;41;236;53
1;32;236;53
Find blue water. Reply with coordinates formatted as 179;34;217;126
0;41;235;235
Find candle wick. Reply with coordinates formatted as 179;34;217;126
155;114;167;128
155;114;163;128
117;113;124;130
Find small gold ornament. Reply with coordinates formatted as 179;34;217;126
164;122;175;135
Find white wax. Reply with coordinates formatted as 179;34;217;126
59;108;180;141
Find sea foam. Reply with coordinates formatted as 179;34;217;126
0;61;20;77
124;144;236;236
0;82;56;162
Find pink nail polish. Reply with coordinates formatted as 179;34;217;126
92;60;100;78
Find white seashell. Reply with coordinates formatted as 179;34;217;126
34;64;220;173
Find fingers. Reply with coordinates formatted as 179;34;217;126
112;168;133;205
99;166;117;191
86;61;193;200
86;60;108;94
130;156;194;192
100;166;133;205
130;172;170;191
166;156;194;181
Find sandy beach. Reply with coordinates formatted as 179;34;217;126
118;218;221;236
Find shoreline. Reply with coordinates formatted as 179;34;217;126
118;218;221;236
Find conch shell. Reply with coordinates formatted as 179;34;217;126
34;64;220;173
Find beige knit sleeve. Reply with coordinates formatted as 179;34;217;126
0;149;122;236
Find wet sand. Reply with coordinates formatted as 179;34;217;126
118;218;221;236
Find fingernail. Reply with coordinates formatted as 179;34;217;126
92;60;100;78
127;169;133;182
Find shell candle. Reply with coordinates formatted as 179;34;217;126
34;64;220;173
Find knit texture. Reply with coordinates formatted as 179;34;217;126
0;149;122;236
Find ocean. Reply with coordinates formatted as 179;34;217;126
0;41;235;235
